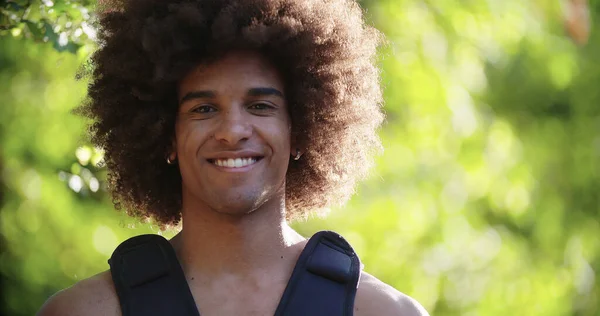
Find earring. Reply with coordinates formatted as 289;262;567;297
166;154;176;164
293;149;302;161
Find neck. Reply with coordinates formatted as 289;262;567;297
170;196;306;283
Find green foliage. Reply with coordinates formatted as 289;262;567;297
1;0;96;53
1;0;600;315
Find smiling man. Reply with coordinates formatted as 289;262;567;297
38;0;428;315
175;53;292;219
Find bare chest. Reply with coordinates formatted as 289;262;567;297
188;277;288;316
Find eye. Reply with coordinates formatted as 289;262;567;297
248;102;275;110
192;105;216;113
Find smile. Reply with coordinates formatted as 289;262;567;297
208;157;263;168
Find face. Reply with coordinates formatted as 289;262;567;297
175;51;293;217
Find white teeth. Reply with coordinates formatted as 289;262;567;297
213;157;257;168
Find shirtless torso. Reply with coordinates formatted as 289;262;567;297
38;236;427;316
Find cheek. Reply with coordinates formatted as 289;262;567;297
175;119;207;157
267;120;291;155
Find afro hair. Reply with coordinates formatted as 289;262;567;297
81;0;385;226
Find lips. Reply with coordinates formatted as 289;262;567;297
206;150;265;170
209;157;262;168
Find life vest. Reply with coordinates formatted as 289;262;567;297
108;231;361;315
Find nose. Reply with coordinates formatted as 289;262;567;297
213;106;252;145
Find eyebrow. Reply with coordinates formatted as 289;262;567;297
247;87;284;98
179;90;215;104
179;87;284;104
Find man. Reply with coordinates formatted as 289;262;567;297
39;0;428;315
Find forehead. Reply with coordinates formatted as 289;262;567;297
178;50;284;94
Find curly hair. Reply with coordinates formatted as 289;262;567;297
81;0;384;226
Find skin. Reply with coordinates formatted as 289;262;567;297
37;51;428;316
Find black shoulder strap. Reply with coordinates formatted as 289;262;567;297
108;234;200;316
274;230;361;316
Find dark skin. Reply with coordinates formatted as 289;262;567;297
38;51;428;316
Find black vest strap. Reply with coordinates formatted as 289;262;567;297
274;231;361;316
108;234;199;316
109;231;361;316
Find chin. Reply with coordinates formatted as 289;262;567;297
208;184;281;214
211;197;265;217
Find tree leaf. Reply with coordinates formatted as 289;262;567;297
43;20;58;42
25;20;43;40
5;2;23;11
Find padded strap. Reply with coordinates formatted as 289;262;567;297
108;234;200;316
274;231;361;316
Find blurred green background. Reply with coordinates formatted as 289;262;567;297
1;0;599;315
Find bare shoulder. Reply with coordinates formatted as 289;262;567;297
37;270;121;316
354;271;429;316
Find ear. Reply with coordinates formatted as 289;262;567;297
166;135;177;161
289;132;304;159
170;138;177;154
290;148;302;159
